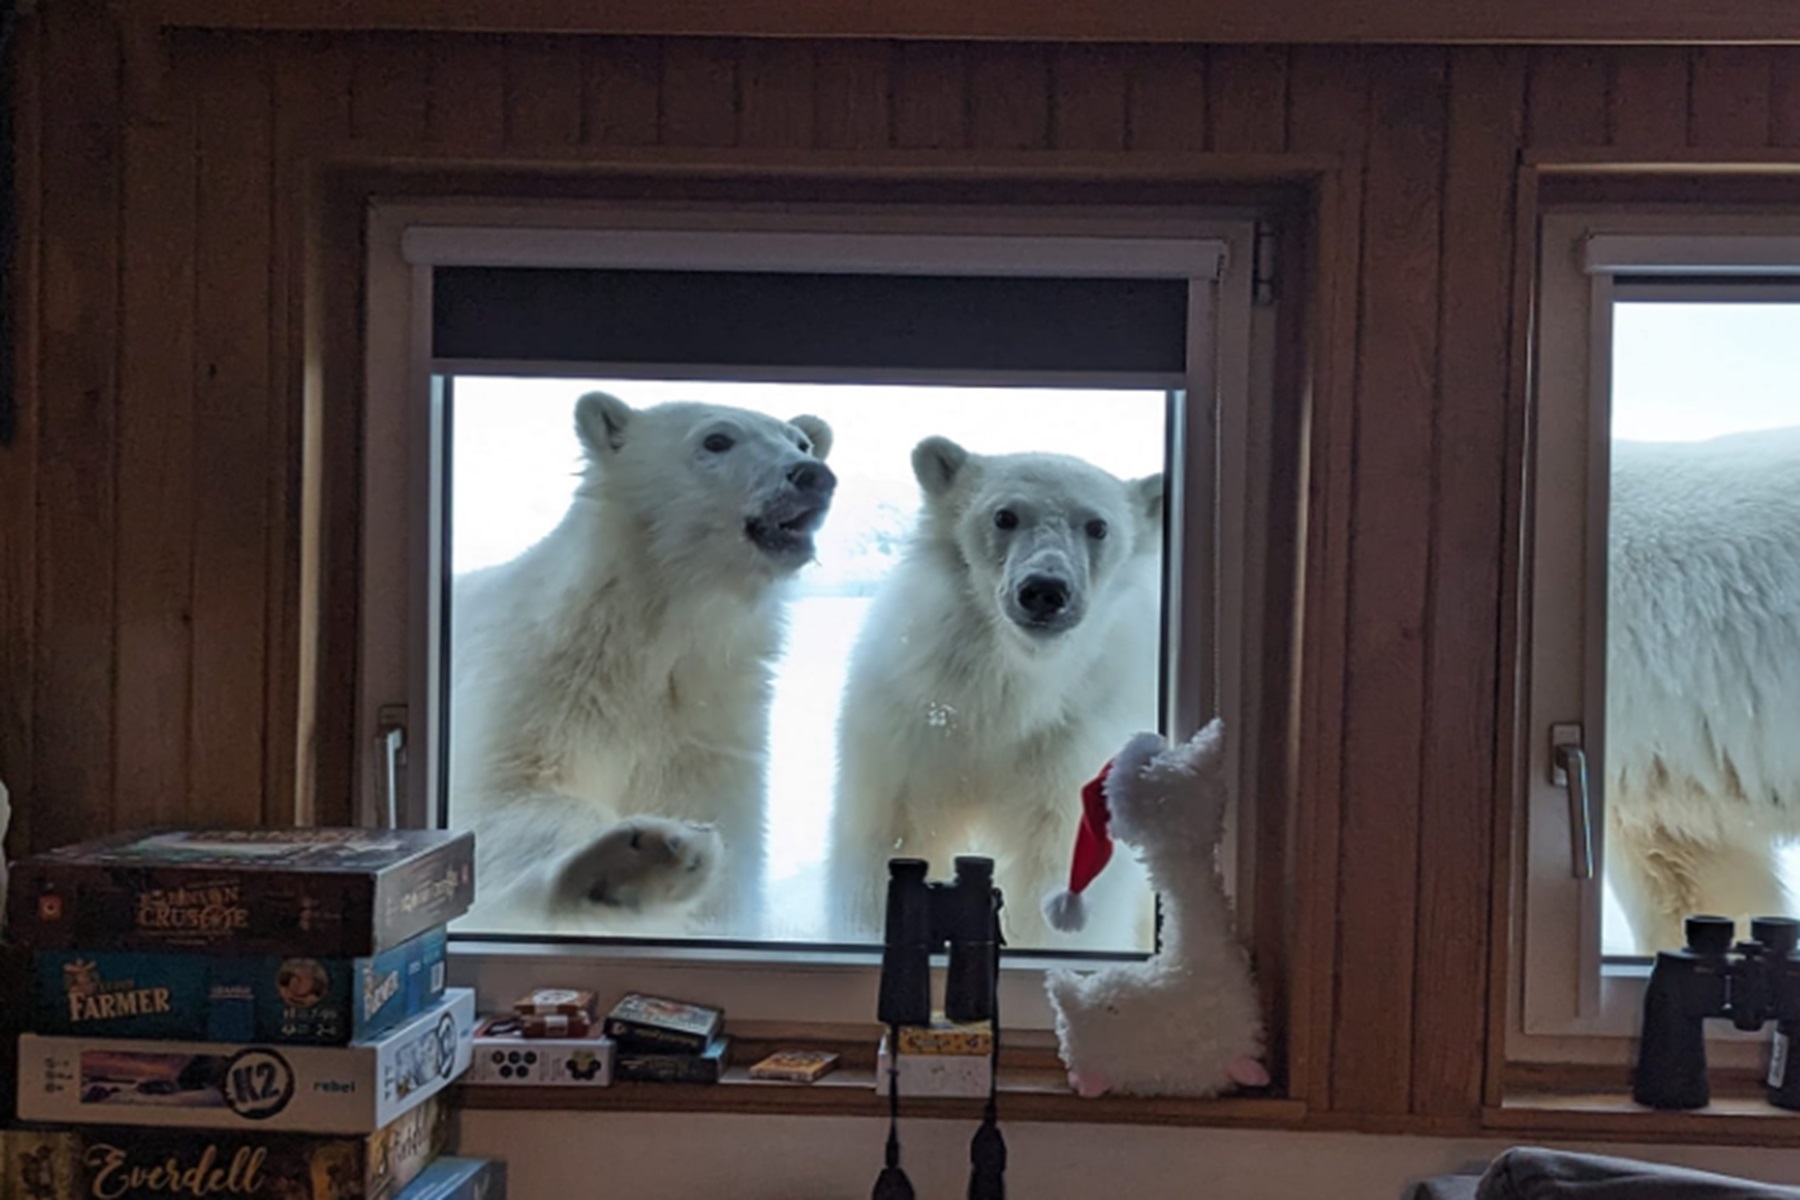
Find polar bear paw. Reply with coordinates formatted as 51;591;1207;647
552;817;723;913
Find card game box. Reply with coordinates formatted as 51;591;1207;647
601;992;723;1054
875;1032;993;1098
7;828;475;958
32;925;449;1046
1;1092;449;1200
395;1157;507;1200
613;1035;730;1084
747;1049;840;1083
16;988;476;1134
467;1014;614;1086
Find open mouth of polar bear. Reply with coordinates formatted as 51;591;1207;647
744;499;829;562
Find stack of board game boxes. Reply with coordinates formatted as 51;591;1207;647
0;828;503;1200
603;993;730;1084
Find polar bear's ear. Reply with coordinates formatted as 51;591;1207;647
575;391;633;456
789;415;833;461
1132;473;1165;531
912;436;972;497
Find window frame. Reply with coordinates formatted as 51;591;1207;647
1512;209;1800;1067
360;198;1274;1031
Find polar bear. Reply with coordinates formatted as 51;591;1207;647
448;392;835;935
829;436;1163;950
1605;425;1800;953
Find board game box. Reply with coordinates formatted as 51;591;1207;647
395;1156;507;1200
613;1035;730;1084
31;925;449;1046
16;988;476;1134
467;1015;614;1086
7;828;475;958
601;992;723;1054
1;1092;449;1200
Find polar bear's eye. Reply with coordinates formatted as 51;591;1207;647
702;433;735;453
994;509;1020;531
1086;519;1109;540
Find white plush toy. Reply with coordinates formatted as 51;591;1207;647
1040;719;1269;1098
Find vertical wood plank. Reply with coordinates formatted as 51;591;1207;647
349;32;428;145
427;34;506;149
1284;43;1370;1112
114;35;199;832
504;34;584;149
659;39;740;149
739;40;814;149
1127;44;1207;152
1050;44;1127;152
1772;49;1800;147
892;42;968;150
34;0;120;852
1606;48;1689;150
1526;47;1608;148
968;44;1050;151
1411;45;1526;1121
1;15;43;853
814;42;892;150
1332;46;1448;1118
1207;45;1289;153
584;38;662;147
189;34;274;827
1689;47;1773;148
274;34;352;823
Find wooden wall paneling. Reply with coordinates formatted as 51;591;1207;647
1689;47;1774;147
1771;50;1800;146
504;34;584;148
1207;46;1289;153
188;35;275;827
32;0;121;852
1526;47;1609;148
584;38;662;147
426;34;506;149
659;39;740;148
1329;46;1448;1117
1127;44;1208;152
739;40;815;150
1605;49;1689;150
892;42;969;150
1050;45;1127;152
1282;43;1370;1112
813;42;892;150
1410;45;1525;1121
349;32;428;145
273;35;353;824
968;44;1050;151
1;15;42;854
113;36;199;832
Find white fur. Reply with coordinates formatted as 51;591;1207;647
448;392;834;935
1605;426;1800;952
829;437;1162;949
1043;721;1266;1097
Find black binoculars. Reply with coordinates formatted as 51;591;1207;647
876;856;1003;1027
1633;914;1800;1110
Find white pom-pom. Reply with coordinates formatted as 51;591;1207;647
1042;888;1088;933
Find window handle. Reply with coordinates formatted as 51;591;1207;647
375;704;408;830
1551;725;1594;880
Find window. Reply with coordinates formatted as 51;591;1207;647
1517;213;1800;1061
360;201;1273;1024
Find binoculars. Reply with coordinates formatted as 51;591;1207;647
1633;914;1800;1110
876;856;1003;1027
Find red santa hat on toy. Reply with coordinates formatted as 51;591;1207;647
1041;758;1117;933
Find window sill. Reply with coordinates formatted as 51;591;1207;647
1490;1078;1800;1148
455;1069;1305;1128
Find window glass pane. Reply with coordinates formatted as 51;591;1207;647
1604;301;1800;957
444;377;1168;955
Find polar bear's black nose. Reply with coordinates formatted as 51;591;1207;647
1017;575;1070;620
788;460;837;495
